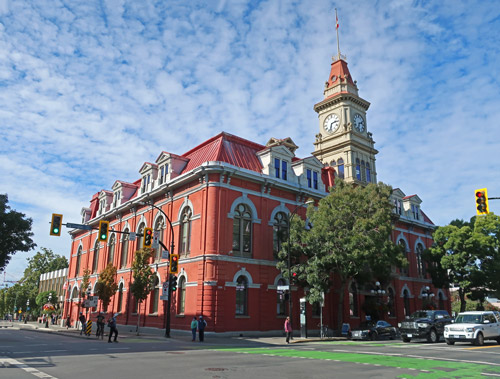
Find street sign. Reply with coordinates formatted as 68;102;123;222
66;222;93;231
129;232;136;241
83;296;98;308
162;250;169;259
161;281;169;301
277;285;289;291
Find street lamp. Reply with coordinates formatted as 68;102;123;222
45;293;52;328
286;198;314;330
370;282;386;320
24;299;30;324
421;286;435;309
140;199;175;338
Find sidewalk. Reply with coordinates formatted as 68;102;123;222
3;320;347;346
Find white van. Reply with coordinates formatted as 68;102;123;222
444;311;500;346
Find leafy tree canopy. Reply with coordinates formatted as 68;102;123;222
95;264;118;312
0;194;36;271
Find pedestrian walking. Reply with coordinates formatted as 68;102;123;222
197;316;207;342
96;312;106;339
79;312;86;335
108;313;118;343
190;317;197;341
284;316;292;344
66;315;71;329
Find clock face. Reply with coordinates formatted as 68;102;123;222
353;113;365;132
323;113;340;133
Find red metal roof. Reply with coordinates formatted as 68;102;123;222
181;132;265;174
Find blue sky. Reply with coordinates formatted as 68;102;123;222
1;0;499;281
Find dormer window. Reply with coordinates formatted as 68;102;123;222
394;199;402;215
113;192;121;208
274;158;287;180
142;174;150;194
411;204;420;220
307;169;319;190
158;164;168;185
99;199;106;215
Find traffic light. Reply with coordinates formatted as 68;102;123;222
475;188;489;215
143;227;153;248
170;274;178;291
169;253;179;274
98;220;110;242
50;213;63;236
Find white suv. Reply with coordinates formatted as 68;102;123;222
444;311;500;346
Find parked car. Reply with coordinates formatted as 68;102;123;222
351;320;398;341
444;311;500;346
399;310;452;343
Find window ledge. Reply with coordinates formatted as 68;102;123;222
235;315;250;319
175;314;185;318
148;313;159;317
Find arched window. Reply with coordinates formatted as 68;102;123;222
355;158;361;180
349;282;359;317
235;275;248;315
179;208;192;256
75;246;82;277
330;159;336;167
366;162;372;183
107;234;116;265
71;286;79;301
273;212;289;259
276;278;287;316
154;218;165;261
232;204;252;256
416;243;425;277
337;158;344;179
150;276;160;314
399;239;408;276
387;287;396;317
361;160;366;181
403;289;411;317
117;283;124;313
178;276;186;314
92;240;99;274
136;223;145;251
120;229;129;269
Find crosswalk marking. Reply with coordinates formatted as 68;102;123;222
0;357;58;379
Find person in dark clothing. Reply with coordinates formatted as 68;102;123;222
197;316;207;342
79;313;86;335
66;316;71;329
108;313;118;343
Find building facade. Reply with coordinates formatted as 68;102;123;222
39;268;68;313
62;55;450;334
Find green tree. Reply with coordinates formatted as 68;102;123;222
425;223;482;312
130;248;155;334
94;264;118;312
473;213;500;298
36;290;58;314
277;181;404;334
0;194;36;272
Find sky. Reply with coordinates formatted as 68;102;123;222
1;0;499;281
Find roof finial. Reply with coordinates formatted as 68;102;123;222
335;8;341;61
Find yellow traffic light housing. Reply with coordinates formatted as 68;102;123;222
169;254;179;274
50;213;63;236
475;188;489;215
98;220;110;242
143;227;153;248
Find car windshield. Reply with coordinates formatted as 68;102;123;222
410;311;433;319
455;314;483;323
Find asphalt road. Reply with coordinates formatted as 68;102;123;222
2;327;500;378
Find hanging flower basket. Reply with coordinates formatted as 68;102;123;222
43;304;55;311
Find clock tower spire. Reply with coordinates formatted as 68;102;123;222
312;15;378;185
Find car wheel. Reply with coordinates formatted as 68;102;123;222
497;338;500;345
370;332;378;341
402;336;411;343
427;329;438;343
474;333;484;346
445;339;455;345
390;331;396;340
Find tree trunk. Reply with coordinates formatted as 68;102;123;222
336;281;346;336
136;302;141;335
459;289;466;312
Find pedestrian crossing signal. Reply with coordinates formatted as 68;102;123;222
475;188;489;215
50;214;63;236
98;220;110;242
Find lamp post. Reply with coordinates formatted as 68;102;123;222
286;198;314;330
45;293;52;328
370;281;386;320
140;200;175;338
422;286;435;309
24;299;29;324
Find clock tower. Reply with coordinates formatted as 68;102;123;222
312;56;378;185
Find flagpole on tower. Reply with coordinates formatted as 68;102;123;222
335;8;341;60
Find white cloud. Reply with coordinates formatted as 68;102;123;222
1;0;500;280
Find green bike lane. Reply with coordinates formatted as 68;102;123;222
207;342;500;378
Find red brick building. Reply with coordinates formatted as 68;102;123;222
62;56;450;334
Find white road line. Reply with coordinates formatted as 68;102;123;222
44;350;67;353
0;357;58;379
